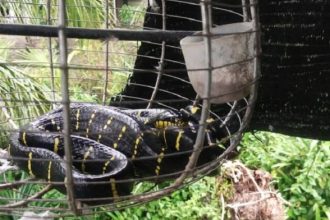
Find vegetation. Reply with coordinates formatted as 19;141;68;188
239;132;330;220
85;132;329;220
1;0;107;27
1;129;329;219
0;1;329;219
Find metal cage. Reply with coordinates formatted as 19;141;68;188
0;0;261;217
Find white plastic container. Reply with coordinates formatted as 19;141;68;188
180;22;255;104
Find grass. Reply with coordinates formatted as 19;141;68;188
60;132;329;220
239;132;330;220
1;0;107;27
96;132;330;220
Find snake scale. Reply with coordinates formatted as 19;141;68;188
9;103;226;204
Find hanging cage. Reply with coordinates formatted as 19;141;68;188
0;0;260;217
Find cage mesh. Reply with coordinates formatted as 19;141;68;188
0;0;260;217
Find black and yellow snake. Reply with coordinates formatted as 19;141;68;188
9;103;226;204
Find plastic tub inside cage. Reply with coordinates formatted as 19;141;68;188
180;22;255;104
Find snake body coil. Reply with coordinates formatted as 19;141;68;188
9;132;132;204
9;103;226;204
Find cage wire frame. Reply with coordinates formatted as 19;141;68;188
0;0;261;217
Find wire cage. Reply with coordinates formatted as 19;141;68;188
0;0;260;217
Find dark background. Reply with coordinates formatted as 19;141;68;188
112;0;330;140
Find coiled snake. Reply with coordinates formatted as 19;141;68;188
9;103;226;204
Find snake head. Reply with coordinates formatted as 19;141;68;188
180;105;202;123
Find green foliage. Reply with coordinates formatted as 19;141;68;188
119;4;145;28
0;38;52;138
64;0;106;28
0;60;52;128
0;169;69;220
1;0;108;28
0;0;48;25
70;86;99;102
239;132;330;220
96;177;221;220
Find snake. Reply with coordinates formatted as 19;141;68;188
124;105;228;178
9;132;133;205
9;103;226;204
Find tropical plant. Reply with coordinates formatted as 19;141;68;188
0;39;52;131
88;177;221;220
239;132;330;220
1;0;110;28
